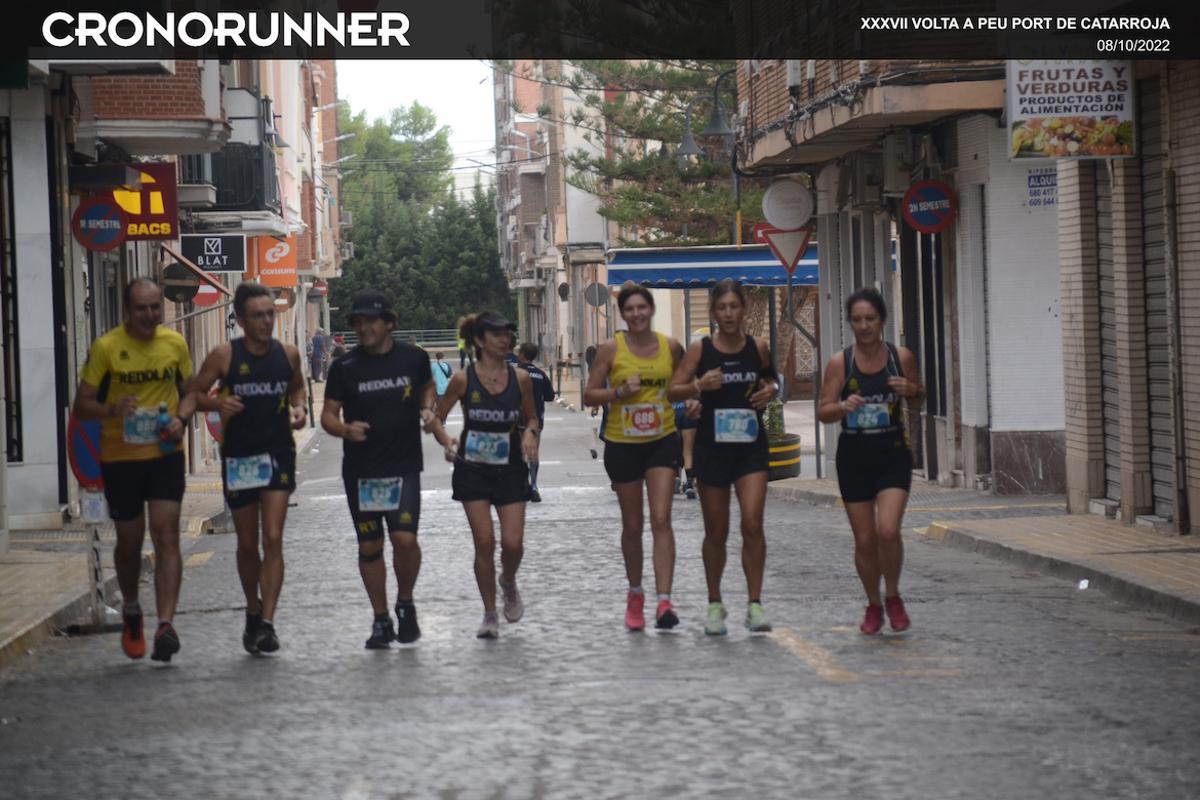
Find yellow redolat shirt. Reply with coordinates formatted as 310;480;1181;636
79;325;193;463
603;331;677;444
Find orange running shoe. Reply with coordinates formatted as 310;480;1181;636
884;595;911;632
859;604;884;635
121;610;146;659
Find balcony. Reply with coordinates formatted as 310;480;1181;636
184;143;285;236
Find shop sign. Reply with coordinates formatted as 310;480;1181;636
255;235;298;287
181;234;246;273
901;181;957;234
1027;167;1057;209
112;163;178;240
1007;60;1135;159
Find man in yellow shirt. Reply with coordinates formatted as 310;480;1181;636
73;278;198;663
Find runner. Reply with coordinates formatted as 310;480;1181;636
583;283;685;632
430;312;538;639
672;399;698;499
817;287;924;634
669;279;778;635
72;277;196;662
432;351;453;398
191;282;307;654
516;342;555;502
321;291;435;649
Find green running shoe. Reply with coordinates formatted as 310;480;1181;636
745;602;772;633
704;601;728;636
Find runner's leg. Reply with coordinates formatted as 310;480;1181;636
613;481;645;588
462;500;498;611
113;515;146;605
697;482;731;601
844;500;882;606
733;470;769;600
496;501;526;585
146;500;183;621
645;466;677;596
257;490;290;620
874;488;909;598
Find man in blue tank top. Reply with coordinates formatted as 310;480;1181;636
192;282;307;654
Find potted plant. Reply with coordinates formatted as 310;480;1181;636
765;397;801;481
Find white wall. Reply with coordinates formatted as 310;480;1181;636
8;88;63;528
956;115;991;428
560;63;607;246
965;118;1065;432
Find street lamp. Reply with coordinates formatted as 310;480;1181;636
700;69;736;138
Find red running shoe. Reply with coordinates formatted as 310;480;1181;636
121;610;146;659
859;604;883;635
885;595;911;632
625;591;645;631
655;600;679;630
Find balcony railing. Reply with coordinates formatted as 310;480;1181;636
179;143;281;215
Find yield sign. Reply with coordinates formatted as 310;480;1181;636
757;224;814;276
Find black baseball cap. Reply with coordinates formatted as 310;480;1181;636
474;311;517;333
347;290;396;323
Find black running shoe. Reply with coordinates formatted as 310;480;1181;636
365;616;395;649
255;621;280;653
530;488;542;503
150;622;181;662
395;602;421;644
243;612;262;654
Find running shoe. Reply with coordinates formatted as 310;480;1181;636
655;600;680;630
243;611;262;654
365;616;396;649
530;488;543;503
477;612;500;639
673;476;682;495
704;601;728;636
500;578;524;623
684;481;696;500
625;590;645;631
150;622;180;662
121;609;146;659
255;621;280;653
884;595;911;632
395;602;421;644
745;602;773;633
860;604;884;635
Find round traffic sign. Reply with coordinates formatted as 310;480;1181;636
762;180;814;230
193;283;221;308
902;180;957;234
584;282;609;308
71;197;128;252
163;262;200;303
67;414;104;490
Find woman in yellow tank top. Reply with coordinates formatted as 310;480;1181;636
585;283;689;632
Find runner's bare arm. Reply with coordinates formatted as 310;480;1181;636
667;340;704;402
190;343;234;413
72;381;125;421
419;377;437;431
817;351;854;423
582;341;617;406
430;370;467;454
284;344;307;429
516;369;539;462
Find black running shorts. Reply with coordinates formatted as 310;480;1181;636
603;433;682;485
835;434;913;503
694;439;769;488
344;470;422;538
100;451;186;521
221;450;297;510
452;463;530;506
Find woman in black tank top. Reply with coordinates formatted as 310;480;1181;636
669;280;780;636
817;288;925;636
430;311;539;639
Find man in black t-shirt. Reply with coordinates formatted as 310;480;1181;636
517;342;556;502
321;291;435;649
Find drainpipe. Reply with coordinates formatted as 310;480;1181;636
1161;64;1189;533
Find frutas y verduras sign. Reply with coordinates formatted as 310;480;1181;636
1007;60;1135;159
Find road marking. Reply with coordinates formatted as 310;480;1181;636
771;628;859;683
907;502;1064;512
185;551;214;567
863;668;964;678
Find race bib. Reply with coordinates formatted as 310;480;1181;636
621;403;663;438
715;408;759;443
122;408;160;445
464;430;510;465
845;403;892;430
225;453;273;491
358;477;401;511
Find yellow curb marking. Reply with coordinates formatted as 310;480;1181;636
184;551;214;567
907;502;1064;512
921;523;949;541
770;628;860;683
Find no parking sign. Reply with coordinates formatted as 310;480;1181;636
71;197;128;252
901;180;957;234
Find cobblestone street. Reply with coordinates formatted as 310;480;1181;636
2;410;1199;799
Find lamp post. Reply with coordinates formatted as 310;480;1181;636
676;68;738;243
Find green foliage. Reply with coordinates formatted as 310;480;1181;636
330;104;513;331
519;60;767;246
764;397;786;440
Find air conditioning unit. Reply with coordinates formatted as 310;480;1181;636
882;134;915;196
339;210;353;227
340;241;355;260
786;60;803;92
853;152;884;208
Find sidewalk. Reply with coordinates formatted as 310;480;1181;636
768;476;1200;625
0;402;326;671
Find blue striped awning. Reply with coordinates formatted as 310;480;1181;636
605;243;817;288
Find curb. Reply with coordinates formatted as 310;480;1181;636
0;506;228;671
924;522;1200;627
765;484;841;509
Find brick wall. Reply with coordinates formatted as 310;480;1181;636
1058;160;1106;512
89;60;208;120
